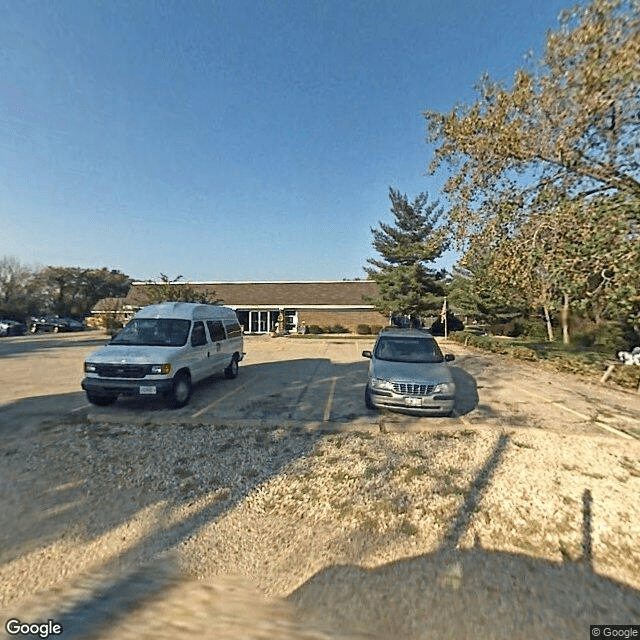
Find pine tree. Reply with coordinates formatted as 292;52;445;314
364;188;449;322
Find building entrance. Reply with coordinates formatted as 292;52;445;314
236;310;279;333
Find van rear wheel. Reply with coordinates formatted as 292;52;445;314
168;372;191;408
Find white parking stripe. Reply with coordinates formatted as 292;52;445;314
520;388;636;440
323;377;337;422
70;403;91;413
191;382;249;418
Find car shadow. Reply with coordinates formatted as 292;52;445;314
450;366;478;416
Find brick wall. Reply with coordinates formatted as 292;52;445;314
298;309;388;332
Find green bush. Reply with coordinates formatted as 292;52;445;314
308;325;323;334
357;324;372;335
592;322;628;352
519;319;550;341
326;324;350;334
572;331;596;348
371;325;383;334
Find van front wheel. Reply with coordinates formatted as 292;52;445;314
168;372;191;408
224;356;238;379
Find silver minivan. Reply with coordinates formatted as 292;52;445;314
362;328;456;416
82;302;244;408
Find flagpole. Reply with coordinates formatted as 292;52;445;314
444;297;448;339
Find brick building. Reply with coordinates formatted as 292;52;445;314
94;280;388;334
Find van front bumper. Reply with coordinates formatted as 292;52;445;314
82;377;174;397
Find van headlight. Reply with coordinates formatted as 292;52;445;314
371;378;394;391
84;362;97;373
433;382;455;394
150;364;172;375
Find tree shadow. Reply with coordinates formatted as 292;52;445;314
287;437;640;639
0;333;108;359
0;358;345;569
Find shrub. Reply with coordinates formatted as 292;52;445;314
519;319;550;341
326;324;350;334
592;322;629;352
610;365;640;390
371;325;383;334
508;346;538;361
572;331;596;348
357;324;372;335
308;325;323;334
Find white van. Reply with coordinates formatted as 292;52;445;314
82;302;244;408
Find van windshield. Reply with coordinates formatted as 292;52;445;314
110;319;191;347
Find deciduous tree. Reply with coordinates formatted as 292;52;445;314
140;274;221;305
425;0;640;244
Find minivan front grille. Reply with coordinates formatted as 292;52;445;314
393;382;435;396
96;364;151;379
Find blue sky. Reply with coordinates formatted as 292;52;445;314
1;0;572;282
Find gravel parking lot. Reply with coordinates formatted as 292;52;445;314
1;332;639;639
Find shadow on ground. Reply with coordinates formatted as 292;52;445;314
3;428;639;640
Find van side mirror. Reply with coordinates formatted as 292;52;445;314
362;350;372;358
445;353;455;362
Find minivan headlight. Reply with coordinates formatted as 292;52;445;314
150;364;172;375
371;377;394;391
433;382;455;394
84;362;97;373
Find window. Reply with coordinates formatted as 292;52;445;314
207;320;226;342
191;321;207;346
110;319;190;347
225;322;242;338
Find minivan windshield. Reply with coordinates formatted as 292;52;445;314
374;336;444;363
110;318;191;347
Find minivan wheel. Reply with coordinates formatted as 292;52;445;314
86;391;117;406
365;384;376;411
224;356;238;379
168;372;192;408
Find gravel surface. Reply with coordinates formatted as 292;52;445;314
1;335;639;639
2;419;639;639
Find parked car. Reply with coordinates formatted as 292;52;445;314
0;319;27;336
362;327;456;416
82;302;244;408
29;316;84;333
59;317;85;331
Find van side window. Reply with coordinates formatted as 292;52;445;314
207;320;226;342
226;322;242;338
191;321;207;346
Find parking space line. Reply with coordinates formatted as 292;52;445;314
70;403;91;413
520;388;636;440
191;382;250;418
323;377;337;422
